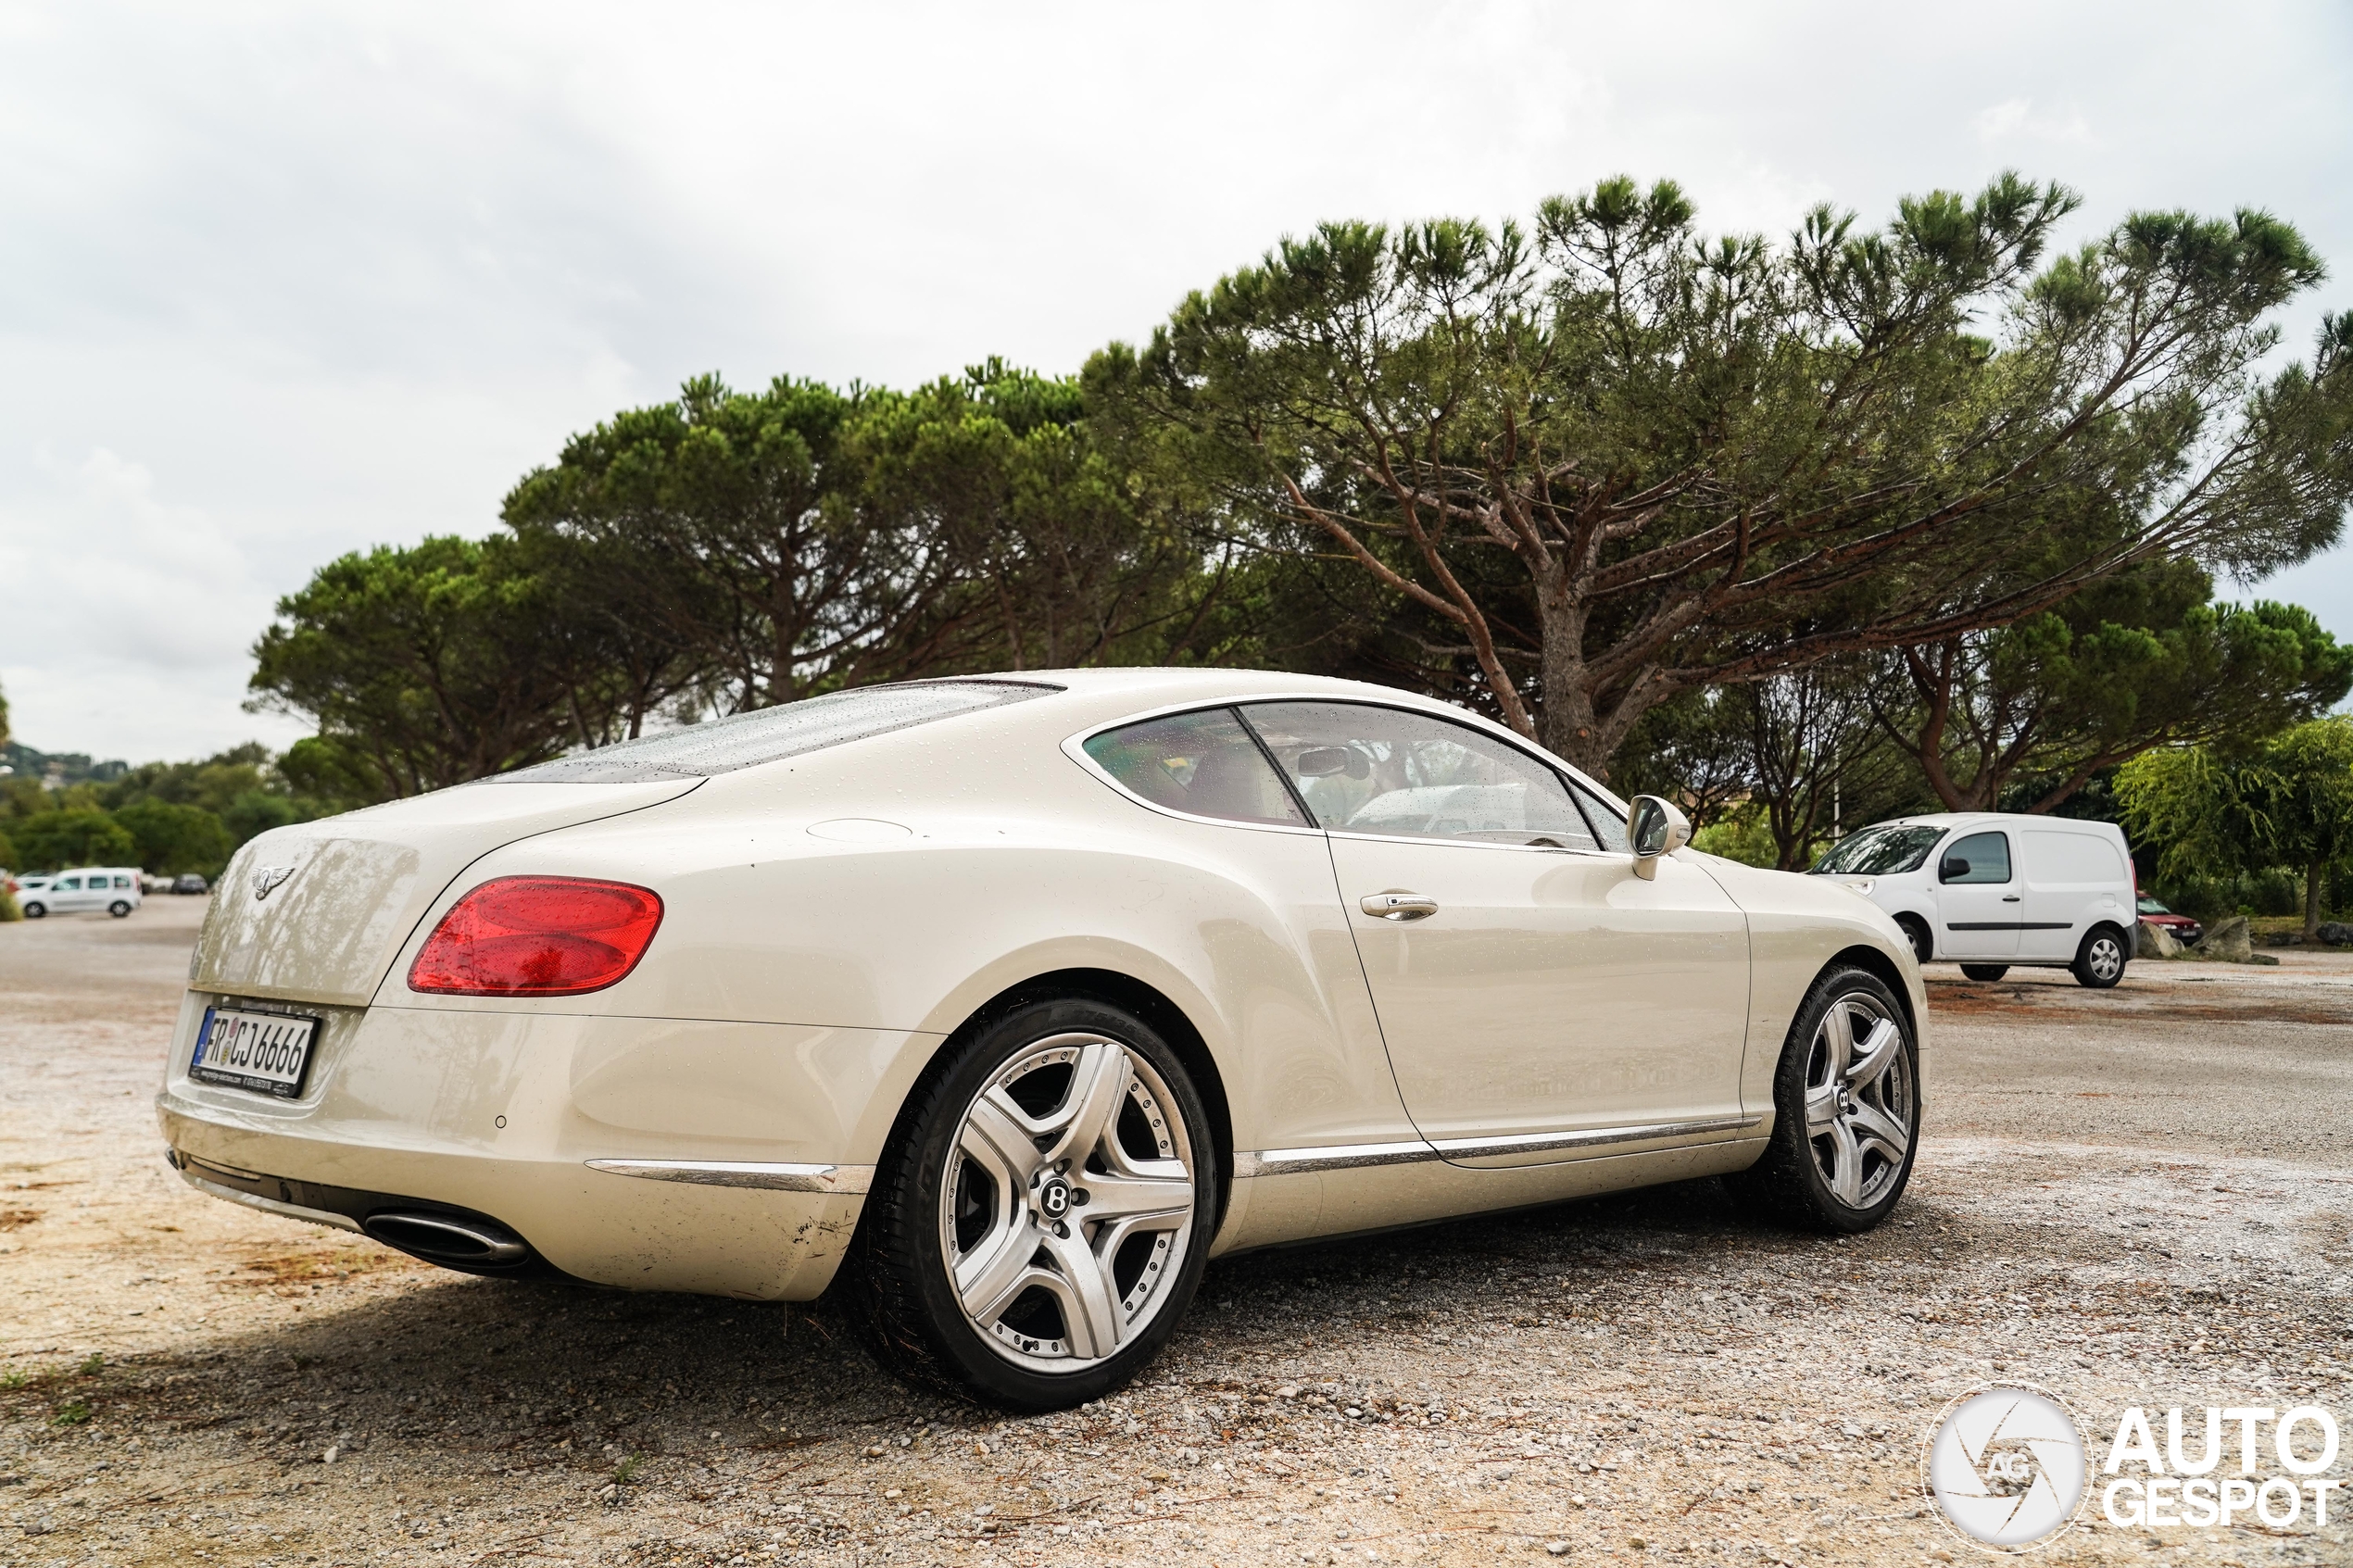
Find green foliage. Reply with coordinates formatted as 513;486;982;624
1089;175;2353;773
0;886;19;922
1691;805;1779;868
112;799;235;876
248;534;589;798
2118;716;2353;937
0;675;9;752
1882;564;2351;811
50;1398;90;1426
9;809;137;872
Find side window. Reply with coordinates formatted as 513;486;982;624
1083;708;1308;828
1239;701;1596;849
1567;779;1629;853
1939;832;2012;884
57;877;81;890
114;875;132;888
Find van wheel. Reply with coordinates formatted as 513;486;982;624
2071;926;2127;989
1728;966;1919;1233
849;997;1219;1411
20;901;44;919
1894;915;1931;965
1958;964;2009;981
108;900;132;918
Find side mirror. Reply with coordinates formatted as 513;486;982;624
1294;746;1355;779
1939;856;1969;883
1626;795;1692;880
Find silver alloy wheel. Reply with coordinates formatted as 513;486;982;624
1802;992;1915;1210
2085;932;2125;982
939;1033;1197;1373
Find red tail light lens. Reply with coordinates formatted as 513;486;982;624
407;876;664;997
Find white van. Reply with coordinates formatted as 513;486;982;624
1808;812;2136;988
19;867;144;919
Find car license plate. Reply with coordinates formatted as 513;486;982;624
190;1005;320;1098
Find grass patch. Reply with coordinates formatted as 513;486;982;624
52;1398;92;1426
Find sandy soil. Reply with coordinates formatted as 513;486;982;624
3;896;2349;1568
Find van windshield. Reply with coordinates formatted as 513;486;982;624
1811;823;1945;876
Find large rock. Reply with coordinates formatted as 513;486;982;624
2195;916;2254;963
2317;922;2353;947
2135;920;2183;960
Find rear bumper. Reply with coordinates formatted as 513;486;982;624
151;991;928;1302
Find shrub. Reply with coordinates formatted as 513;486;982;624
112;799;235;876
9;809;137;872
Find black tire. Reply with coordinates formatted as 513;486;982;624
1729;966;1920;1234
20;901;44;919
1958;963;2009;981
108;900;132;918
2071;924;2128;989
848;996;1219;1411
1895;915;1932;966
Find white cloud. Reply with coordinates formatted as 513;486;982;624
0;0;2347;759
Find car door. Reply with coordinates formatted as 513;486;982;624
49;873;90;912
1239;700;1750;1168
1934;830;2020;959
2018;828;2128;960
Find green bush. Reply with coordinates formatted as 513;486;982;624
0;886;19;922
2250;868;2304;917
1692;806;1779;868
112;799;234;876
9;809;137;872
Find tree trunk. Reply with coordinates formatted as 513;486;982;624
1536;596;1608;777
2307;858;2325;943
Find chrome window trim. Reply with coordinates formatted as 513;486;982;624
1063;694;1629;840
1234;1115;1764;1177
585;1159;875;1195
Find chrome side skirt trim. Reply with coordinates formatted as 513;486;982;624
1430;1115;1762;1161
1235;1115;1763;1178
584;1159;875;1195
1233;1141;1437;1178
179;1168;361;1234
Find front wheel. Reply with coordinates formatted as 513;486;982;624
2072;926;2127;989
20;901;44;919
108;900;132;918
1729;967;1920;1234
849;997;1218;1411
1958;963;2009;981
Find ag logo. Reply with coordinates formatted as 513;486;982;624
1924;1386;2087;1551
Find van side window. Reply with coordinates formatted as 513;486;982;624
114;875;132;888
57;876;81;890
1939;832;2011;884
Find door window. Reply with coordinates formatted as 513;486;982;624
1082;708;1309;827
1939;832;2011;884
56;876;81;890
1239;702;1596;849
1567;780;1629;852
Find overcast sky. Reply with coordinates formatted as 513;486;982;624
3;0;2349;763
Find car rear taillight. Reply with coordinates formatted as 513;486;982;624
407;876;663;997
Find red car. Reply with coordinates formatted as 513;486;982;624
2136;896;2203;947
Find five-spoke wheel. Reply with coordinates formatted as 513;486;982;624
852;997;1216;1410
1731;966;1920;1232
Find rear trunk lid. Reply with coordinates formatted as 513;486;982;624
192;779;699;1008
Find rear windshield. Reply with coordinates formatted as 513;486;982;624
493;680;1060;784
1811;822;1945;876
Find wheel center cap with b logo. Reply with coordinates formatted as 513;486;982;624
1038;1175;1073;1220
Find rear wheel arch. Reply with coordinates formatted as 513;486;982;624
878;967;1234;1228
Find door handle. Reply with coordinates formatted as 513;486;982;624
2001;895;2021;902
1361;891;1438;921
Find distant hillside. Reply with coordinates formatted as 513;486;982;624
1;741;130;786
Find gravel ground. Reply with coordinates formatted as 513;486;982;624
4;897;2349;1568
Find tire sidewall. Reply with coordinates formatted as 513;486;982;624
1897;916;1932;966
877;997;1219;1410
1771;969;1922;1233
21;902;44;919
2074;924;2127;988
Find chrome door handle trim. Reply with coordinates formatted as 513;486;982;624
1360;891;1439;921
585;1159;875;1195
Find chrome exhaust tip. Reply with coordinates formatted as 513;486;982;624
362;1210;531;1267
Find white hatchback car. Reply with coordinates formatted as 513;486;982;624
19;866;143;919
1809;812;2136;987
160;670;1926;1409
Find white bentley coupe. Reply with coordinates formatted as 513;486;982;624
161;670;1924;1409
